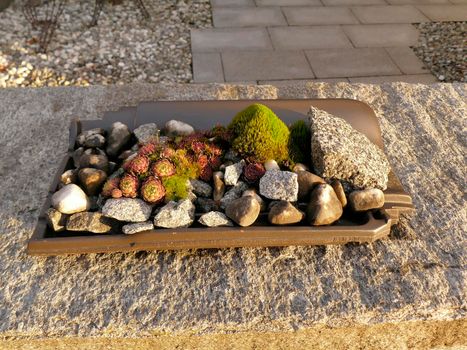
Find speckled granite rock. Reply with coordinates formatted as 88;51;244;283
102;198;152;222
0;83;465;346
259;170;298;202
308;106;391;191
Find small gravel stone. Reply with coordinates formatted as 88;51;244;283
72;147;84;168
198;211;233;227
84;133;106;148
102;198;152;222
133;123;159;144
224;159;245;186
226;196;260;227
106;122;131;157
165;120;194;136
122;221;154;234
213;171;225;201
264;159;280;171
259;170;298;202
60;169;77;185
78;168;107;196
154;199;195;228
349;188;385;211
79;153;109;173
77;128;106;146
297;171;326;200
189;179;212;198
220;181;249;209
66;212;116;233
51;184;90;214
331;179;347;208
292;163;309;173
268;201;304;225
45;208;68;232
307;184;343;226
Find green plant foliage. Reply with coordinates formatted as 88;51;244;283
228;104;290;163
288;119;311;164
170;149;200;179
162;175;189;201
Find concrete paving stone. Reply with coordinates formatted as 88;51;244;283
269;26;353;49
351;5;430;23
416;5;467;20
305;47;401;78
212;7;287;27
386;47;428;74
192;53;224;83
322;0;386;5
349;74;437;83
343;24;420;47
449;0;467;4
211;0;255;6
222;51;315;81
191;28;273;52
386;0;449;4
256;0;322;5
258;78;350;85
283;6;359;25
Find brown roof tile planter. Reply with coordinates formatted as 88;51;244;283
0;83;465;349
28;99;414;256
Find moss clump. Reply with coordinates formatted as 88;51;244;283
162;175;189;201
288;120;311;164
228;104;290;163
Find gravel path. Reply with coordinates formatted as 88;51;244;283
413;22;466;83
0;0;212;88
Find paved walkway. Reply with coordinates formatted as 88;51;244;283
191;0;467;84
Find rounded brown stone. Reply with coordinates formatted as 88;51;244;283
268;201;305;225
297;170;326;200
331;179;347;208
78;168;107;196
225;196;260;227
79;154;109;173
307;184;343;226
349;188;385;211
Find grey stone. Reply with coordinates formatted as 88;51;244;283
60;169;77;185
198;211;234;227
308;106;391;190
154;199;195;228
192;53;224;83
195;197;220;213
225;196;261;227
220;181;249;209
349;188;385;211
331;179;347;208
72;147;84;168
224;149;240;163
164;120;194;136
66;212;115;234
45;208;68;232
51;184;90;214
84;133;106;148
106;122;131;157
189;179;213;198
79;153;109;173
102;198;152;222
122;221;154;235
0;83;465;342
297;171;326;200
307;184;343;226
224;159;245;186
76;128;105;146
78;168;107;196
133;123;159;144
259;170;299;202
268;201;305;225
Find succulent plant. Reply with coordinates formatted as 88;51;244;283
111;188;123;198
126;155;150;176
209;155;222;171
151;159;176;178
228;104;290;163
141;176;166;204
206;125;233;144
138;142;158;157
102;177;120;197
243;162;266;184
171;149;200;180
161;146;176;159
289;119;311;165
162;175;190;202
197;154;213;182
119;174;139;198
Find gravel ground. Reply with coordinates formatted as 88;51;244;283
0;0;212;88
413;22;466;83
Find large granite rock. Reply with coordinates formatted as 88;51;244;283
0;83;465;348
308;106;391;191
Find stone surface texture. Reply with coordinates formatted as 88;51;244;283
0;83;465;343
102;198;152;222
153;199;195;228
259;170;299;202
122;221;154;235
309;106;391;191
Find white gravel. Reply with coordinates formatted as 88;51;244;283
0;0;212;87
413;21;466;83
